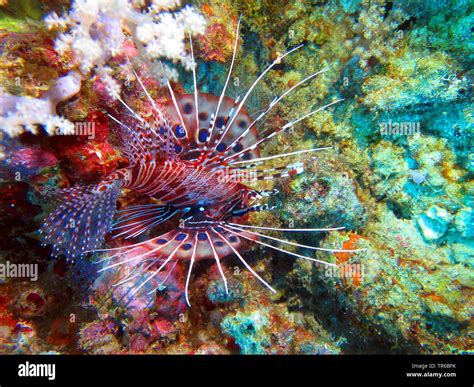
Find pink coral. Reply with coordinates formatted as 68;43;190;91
10;146;57;172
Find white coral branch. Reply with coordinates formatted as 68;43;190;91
45;0;207;87
0;72;81;137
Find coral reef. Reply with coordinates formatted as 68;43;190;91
0;0;206;140
0;71;81;137
45;0;206;90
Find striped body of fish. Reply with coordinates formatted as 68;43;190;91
40;18;362;306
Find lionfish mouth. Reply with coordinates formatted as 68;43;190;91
40;15;364;308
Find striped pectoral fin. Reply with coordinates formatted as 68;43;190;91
112;204;179;239
39;181;122;260
138;226;258;306
96;225;259;306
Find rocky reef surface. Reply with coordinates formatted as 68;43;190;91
0;0;472;354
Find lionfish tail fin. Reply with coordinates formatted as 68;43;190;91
39;180;122;260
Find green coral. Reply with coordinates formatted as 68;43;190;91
361;51;467;111
221;311;270;354
0;0;44;32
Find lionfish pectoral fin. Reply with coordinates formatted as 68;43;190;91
100;225;258;306
39;180;122;260
211;226;276;293
112;204;179;239
141;226;255;306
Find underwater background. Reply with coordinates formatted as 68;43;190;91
0;0;472;354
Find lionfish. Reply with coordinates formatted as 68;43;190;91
39;18;362;306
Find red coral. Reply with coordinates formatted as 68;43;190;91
80;319;118;347
52;135;119;182
154;263;187;317
47;316;77;347
10;146;57;171
0;293;17;332
196;23;234;63
127;313;178;353
93;78;120;107
23;292;46;316
84;110;110;142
